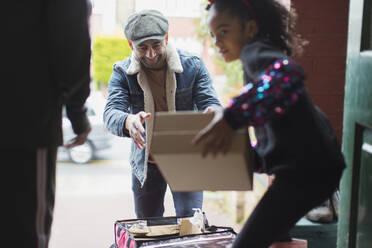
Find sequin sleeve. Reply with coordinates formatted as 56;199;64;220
223;58;305;129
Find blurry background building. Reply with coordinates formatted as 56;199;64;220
89;0;220;75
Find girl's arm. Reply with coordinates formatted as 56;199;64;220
223;58;306;130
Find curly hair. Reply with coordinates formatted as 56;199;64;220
206;0;307;56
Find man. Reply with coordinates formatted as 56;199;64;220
103;9;221;218
4;0;92;247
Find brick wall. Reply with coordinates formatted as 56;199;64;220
292;0;350;141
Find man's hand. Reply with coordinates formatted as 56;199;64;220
192;108;234;157
64;126;92;148
125;111;151;149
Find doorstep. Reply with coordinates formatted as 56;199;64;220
270;238;308;248
289;217;337;248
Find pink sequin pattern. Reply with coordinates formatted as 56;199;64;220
226;58;305;127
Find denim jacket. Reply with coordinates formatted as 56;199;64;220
103;43;221;186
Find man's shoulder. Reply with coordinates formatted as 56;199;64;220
176;49;205;71
113;57;131;72
176;48;202;61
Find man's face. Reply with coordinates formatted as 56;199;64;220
132;38;168;69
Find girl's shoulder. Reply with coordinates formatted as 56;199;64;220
241;38;284;65
241;38;303;81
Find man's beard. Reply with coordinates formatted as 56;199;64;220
141;54;167;70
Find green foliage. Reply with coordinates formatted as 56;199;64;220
193;1;210;40
215;58;244;97
92;36;132;87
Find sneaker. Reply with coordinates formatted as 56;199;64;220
305;199;335;223
331;190;340;218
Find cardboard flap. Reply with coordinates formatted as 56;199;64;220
153;111;214;132
151;132;246;154
151;111;254;191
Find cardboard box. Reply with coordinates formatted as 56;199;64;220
150;111;254;192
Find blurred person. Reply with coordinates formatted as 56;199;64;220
103;9;221;218
4;0;92;247
193;0;346;247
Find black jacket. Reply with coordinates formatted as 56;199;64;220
2;0;91;148
224;38;346;178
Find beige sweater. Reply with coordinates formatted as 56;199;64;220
126;42;183;182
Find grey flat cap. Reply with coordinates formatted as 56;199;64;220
124;9;169;45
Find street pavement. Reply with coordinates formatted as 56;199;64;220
49;135;260;248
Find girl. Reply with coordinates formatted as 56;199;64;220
193;0;346;247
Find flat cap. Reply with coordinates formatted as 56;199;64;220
124;9;169;45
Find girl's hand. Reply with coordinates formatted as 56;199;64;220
192;108;234;157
